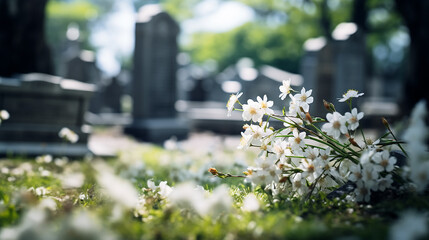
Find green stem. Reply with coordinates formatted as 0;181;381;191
386;126;408;157
360;128;368;149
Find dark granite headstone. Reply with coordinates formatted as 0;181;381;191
0;73;95;157
124;4;188;143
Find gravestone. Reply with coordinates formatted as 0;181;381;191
124;4;188;143
0;73;95;157
0;0;53;77
301;23;366;116
332;23;366;113
65;50;104;113
103;76;123;113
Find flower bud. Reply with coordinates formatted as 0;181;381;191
348;137;360;148
208;168;218;175
323;100;330;110
323;100;336;112
305;112;313;124
279;176;289;183
382;117;390;129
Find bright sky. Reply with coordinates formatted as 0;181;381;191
90;0;254;76
183;0;254;34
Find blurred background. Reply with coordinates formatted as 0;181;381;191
0;0;428;152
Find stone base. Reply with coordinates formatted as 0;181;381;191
124;118;189;143
0;124;90;144
0;142;92;158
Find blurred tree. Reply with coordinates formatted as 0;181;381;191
185;0;353;73
46;0;127;76
395;0;429;112
46;0;99;50
133;0;200;21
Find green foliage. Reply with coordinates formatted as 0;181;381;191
183;0;406;76
186;20;319;73
47;1;98;20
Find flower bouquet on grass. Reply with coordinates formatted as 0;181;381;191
212;80;429;203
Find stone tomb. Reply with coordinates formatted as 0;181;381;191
0;73;95;157
124;5;188;143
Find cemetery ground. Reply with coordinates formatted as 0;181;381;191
0;127;429;240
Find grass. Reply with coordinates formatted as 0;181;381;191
0;142;428;240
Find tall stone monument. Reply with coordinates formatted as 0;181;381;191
125;4;188;143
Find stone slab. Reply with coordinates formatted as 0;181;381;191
0;142;92;158
124;118;189;143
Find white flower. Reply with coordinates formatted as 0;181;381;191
238;130;253;150
79;193;87;200
0;110;9;120
372;150;396;172
272;139;292;162
158;181;173;198
361;163;380;191
344;108;364;130
256;95;274;115
279;79;291;100
35;154;53;164
293;88;313;112
354;180;371;202
147;180;173;198
300;159;319;183
34;187;48;196
207;185;233;218
410;100;427;124
289;129;306;151
304;147;319;161
338;89;364;102
348;164;362;182
247;122;273;146
390;211;428;240
226;92;243;117
164;136;178;150
292;173;308;196
377;174;393;191
168;183;232;218
359;149;376;165
242;193;260;212
410;161;429;193
242;99;264;122
288;95;302;117
314;157;340;180
61;172;85;189
58;127;79;143
95;162;138;209
248;155;281;186
168;182;207;216
322;112;347;139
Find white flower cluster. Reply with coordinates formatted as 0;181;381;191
349;149;396;202
403;100;429;192
168;182;232;218
226;80;402;202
